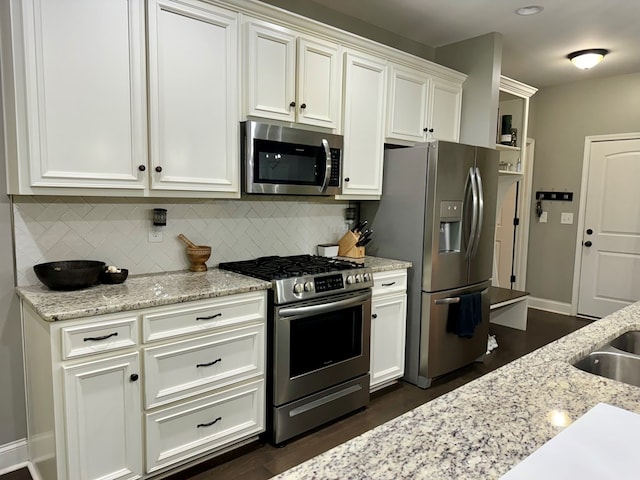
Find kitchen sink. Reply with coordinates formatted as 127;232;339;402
573;331;640;388
609;331;640;355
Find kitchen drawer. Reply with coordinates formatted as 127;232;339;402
145;379;265;474
144;323;265;408
142;291;266;343
372;269;407;296
60;315;138;360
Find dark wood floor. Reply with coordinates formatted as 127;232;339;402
3;309;591;480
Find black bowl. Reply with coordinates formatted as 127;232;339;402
33;260;106;291
100;268;128;285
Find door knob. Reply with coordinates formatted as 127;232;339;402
584;241;593;247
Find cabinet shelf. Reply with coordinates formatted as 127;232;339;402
495;144;520;152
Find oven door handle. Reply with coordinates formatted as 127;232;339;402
319;138;332;193
278;291;371;317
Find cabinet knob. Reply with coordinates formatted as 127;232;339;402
300;103;307;109
429;128;434;133
372;313;377;319
344;177;350;182
138;165;146;172
289;101;296;107
155;166;163;173
423;127;429;132
130;374;139;382
584;241;593;247
586;228;593;235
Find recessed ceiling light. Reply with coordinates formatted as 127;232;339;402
515;5;544;16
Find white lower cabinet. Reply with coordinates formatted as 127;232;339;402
370;269;408;391
22;290;267;480
62;353;143;480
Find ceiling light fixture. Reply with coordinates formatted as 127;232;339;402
515;5;544;16
567;49;609;70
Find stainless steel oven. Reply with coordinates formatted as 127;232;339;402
218;255;373;445
271;289;371;444
241;120;343;196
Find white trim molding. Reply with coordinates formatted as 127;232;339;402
0;439;28;473
570;132;640;316
528;297;573;316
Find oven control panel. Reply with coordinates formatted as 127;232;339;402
274;269;373;304
314;274;344;292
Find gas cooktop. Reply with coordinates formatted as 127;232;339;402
219;255;372;304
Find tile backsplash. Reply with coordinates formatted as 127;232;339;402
13;195;352;286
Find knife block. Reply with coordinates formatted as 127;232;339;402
337;231;365;258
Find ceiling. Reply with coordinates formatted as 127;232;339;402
307;0;640;89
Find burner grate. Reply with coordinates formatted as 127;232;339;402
219;255;363;280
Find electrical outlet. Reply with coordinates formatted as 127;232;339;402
539;211;548;223
149;230;163;243
560;212;574;224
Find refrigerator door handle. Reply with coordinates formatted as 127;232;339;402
465;167;479;260
434;297;461;305
470;167;484;258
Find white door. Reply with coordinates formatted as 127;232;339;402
63;353;142;480
578;138;640;317
21;0;147;190
296;37;342;128
147;0;239;195
370;292;407;390
428;77;462;142
494;182;517;288
340;51;387;198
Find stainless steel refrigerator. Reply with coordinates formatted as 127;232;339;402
363;141;499;388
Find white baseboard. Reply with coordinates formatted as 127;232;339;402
0;438;28;473
528;297;573;315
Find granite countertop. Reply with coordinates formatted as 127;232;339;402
17;269;272;322
273;302;640;479
17;256;411;322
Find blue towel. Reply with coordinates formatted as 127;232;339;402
446;292;482;338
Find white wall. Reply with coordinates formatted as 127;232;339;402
527;72;640;303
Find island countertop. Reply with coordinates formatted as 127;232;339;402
273;302;640;479
16;256;411;322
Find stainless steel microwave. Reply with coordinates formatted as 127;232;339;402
241;121;343;195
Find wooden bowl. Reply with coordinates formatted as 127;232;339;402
186;246;211;272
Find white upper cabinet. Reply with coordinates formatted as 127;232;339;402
244;19;342;129
338;50;387;199
386;63;463;144
147;0;239;196
3;0;148;193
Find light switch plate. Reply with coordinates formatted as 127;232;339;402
539;211;548;223
561;212;574;224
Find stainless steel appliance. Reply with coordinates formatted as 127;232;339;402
219;255;372;444
363;141;499;388
241;121;343;196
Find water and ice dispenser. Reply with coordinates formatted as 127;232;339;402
439;201;462;253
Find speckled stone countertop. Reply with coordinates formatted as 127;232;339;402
273;302;640;479
17;269;272;322
16;256;411;322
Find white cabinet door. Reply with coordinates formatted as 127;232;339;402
429;77;462;142
340;51;387;198
147;0;239;195
62;353;142;480
296;37;341;128
18;0;147;190
245;20;297;122
244;20;341;128
370;292;407;391
386;64;429;142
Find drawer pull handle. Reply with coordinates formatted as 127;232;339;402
197;416;222;428
83;332;118;342
196;358;222;368
381;282;396;287
196;313;222;321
